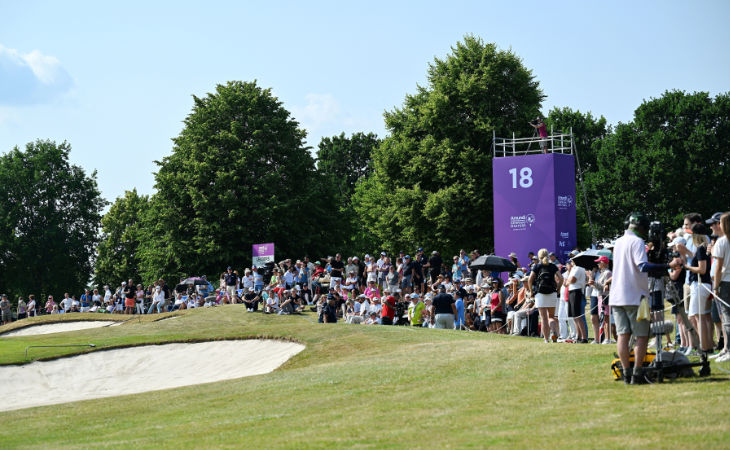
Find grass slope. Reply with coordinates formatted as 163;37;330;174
0;307;728;448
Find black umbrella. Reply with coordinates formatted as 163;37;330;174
470;255;517;273
570;249;604;270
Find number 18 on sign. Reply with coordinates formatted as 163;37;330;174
493;154;576;264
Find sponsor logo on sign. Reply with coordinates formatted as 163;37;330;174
557;195;574;208
560;231;570;239
558;241;567;248
510;213;536;231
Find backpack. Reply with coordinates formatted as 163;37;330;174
536;265;557;294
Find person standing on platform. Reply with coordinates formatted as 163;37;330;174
529;115;549;153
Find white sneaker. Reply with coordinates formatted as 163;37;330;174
709;349;727;359
716;352;730;362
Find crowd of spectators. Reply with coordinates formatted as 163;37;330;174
2;211;729;362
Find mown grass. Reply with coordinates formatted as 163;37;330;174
0;306;728;448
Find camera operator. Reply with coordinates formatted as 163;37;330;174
646;221;670;327
611;212;682;385
528;115;548;154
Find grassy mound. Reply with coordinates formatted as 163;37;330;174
0;306;728;448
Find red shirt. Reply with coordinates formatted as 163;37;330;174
381;295;396;320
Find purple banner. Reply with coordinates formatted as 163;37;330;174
493;154;576;268
252;242;275;267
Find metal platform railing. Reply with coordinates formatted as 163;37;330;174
493;128;574;157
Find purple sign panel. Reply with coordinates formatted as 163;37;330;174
493;154;576;267
252;242;275;267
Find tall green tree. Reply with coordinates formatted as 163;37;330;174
316;132;379;206
353;36;544;256
0;140;107;299
316;132;380;253
94;189;149;286
585;90;730;238
138;81;338;283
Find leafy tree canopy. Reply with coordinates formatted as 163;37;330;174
0;140;106;300
94;189;149;287
138;81;338;283
354;36;544;256
585;90;730;238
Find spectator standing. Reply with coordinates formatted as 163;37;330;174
224;267;238;302
454;290;465;330
80;289;92;312
427;251;443;283
408;293;425;326
685;222;714;357
566;255;588;343
27;294;37;317
712;212;730;362
16;296;27;320
124;280;136;315
330;253;345;287
529;115;549;153
611;212;681;384
431;286;456;329
381;294;396;325
45;295;56;314
528;249;562;343
0;294;11;324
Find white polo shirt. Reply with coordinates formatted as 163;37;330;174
609;230;648;306
568;265;586;291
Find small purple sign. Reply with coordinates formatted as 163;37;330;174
252;242;275;266
493;154;576;267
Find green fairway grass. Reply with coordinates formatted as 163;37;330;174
0;306;728;448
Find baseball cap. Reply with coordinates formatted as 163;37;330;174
227;266;232;270
405;255;411;259
548;252;556;257
669;236;686;247
381;251;386;255
410;293;419;299
594;256;610;264
417;247;423;252
706;212;723;225
508;252;517;258
569;250;580;257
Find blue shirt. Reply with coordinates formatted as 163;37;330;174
455;297;465;327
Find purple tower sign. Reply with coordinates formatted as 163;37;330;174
493;153;576;265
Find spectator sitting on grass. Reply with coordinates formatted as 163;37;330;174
242;287;260;312
264;288;279;313
365;310;380;325
319;295;338;323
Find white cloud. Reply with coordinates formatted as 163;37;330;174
0;44;74;105
291;93;343;131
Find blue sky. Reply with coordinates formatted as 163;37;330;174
1;1;728;204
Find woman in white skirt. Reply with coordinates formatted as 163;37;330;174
527;248;564;343
686;222;714;355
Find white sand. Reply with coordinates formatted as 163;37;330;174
0;340;304;412
0;321;118;337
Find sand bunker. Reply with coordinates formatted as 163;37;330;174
1;321;118;337
0;340;304;412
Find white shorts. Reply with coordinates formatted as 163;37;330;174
688;282;711;316
535;292;558;309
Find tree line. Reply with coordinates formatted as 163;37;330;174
1;35;728;299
